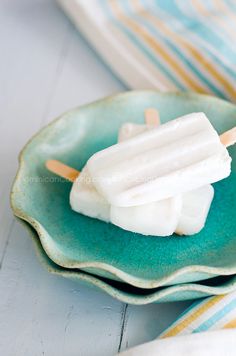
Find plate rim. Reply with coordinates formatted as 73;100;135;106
19;217;236;305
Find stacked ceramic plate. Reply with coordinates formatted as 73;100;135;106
11;91;236;305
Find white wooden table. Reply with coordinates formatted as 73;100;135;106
0;1;191;355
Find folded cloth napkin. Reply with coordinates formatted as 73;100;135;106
58;0;236;100
120;292;236;355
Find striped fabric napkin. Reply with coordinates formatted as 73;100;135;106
59;0;236;100
121;292;236;355
160;293;236;337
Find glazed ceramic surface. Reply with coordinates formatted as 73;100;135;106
20;219;236;305
11;91;236;288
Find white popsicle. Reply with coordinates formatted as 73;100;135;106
111;121;215;235
70;165;182;236
110;184;214;236
70;116;216;236
110;196;182;236
70;116;157;224
87;113;231;207
70;148;183;236
176;185;214;235
116;121;182;235
70;166;110;222
70;166;214;236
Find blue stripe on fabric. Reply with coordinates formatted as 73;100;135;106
193;298;236;333
101;1;186;90
126;0;227;98
160;298;209;336
156;0;236;59
154;0;236;89
175;298;209;320
152;0;236;83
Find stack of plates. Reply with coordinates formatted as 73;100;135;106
11;91;236;305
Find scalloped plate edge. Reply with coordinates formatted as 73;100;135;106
11;184;236;290
18;217;236;305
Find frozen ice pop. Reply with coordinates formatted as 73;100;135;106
87;113;231;207
176;185;214;235
110;196;182;236
110;185;214;236
70;166;110;222
70;165;214;235
70;146;183;236
69;109;160;224
69;165;214;236
70;118;214;236
115;121;215;235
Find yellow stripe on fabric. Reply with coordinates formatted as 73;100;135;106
160;295;226;338
134;0;236;100
131;0;209;92
223;319;236;329
108;0;205;92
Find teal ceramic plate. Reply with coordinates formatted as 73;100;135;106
20;218;236;305
11;91;236;289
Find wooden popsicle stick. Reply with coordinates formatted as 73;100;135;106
220;127;236;148
46;159;79;182
145;108;160;126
